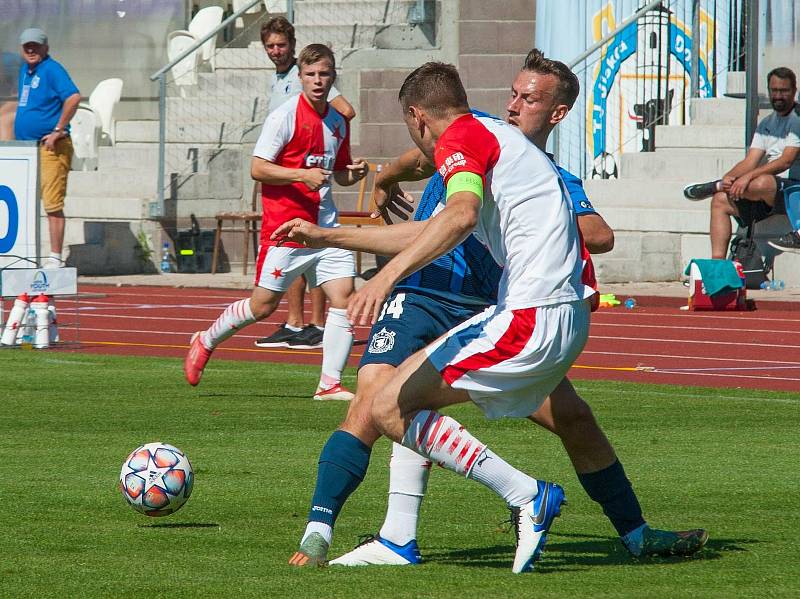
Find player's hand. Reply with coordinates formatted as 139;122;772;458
347;272;394;326
271;218;326;248
371;183;415;223
346;159;369;183
302;167;332;191
729;173;752;199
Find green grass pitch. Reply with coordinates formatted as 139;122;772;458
2;351;798;598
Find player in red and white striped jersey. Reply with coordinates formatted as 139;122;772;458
183;44;368;401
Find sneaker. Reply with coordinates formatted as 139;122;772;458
287;325;324;349
288;532;329;567
313;384;355;401
768;232;800;253
511;480;566;574
184;332;213;386
254;323;301;348
683;180;720;201
624;525;709;558
329;534;422;566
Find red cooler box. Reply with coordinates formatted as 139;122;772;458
687;261;747;311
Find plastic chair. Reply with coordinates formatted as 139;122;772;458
166;31;199;92
70;105;101;171
166;5;223;87
211;181;261;275
233;0;261;28
82;78;123;145
337;163;384;274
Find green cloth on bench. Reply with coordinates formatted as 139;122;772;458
684;259;743;297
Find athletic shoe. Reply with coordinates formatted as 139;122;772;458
329;534;422;566
313;384;355;401
624;525;709;558
288;532;329;567
254;323;301;348
768;232;800;253
184;332;213;386
287;325;324;349
511;480;566;574
683;180;720;200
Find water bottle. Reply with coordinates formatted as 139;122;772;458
1;293;30;345
624;298;637;310
772;279;785;291
31;294;50;349
18;307;36;345
160;242;172;273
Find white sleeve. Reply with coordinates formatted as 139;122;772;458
328;84;341;101
253;107;293;162
750;120;767;151
786;115;800;147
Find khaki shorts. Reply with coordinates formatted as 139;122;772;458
40;137;73;214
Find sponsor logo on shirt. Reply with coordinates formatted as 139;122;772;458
438;151;466;177
305;153;334;170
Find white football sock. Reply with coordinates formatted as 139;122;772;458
403;410;538;508
202;299;256;349
302;521;333;545
318;307;353;389
379;443;431;545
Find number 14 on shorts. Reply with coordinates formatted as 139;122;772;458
379;293;406;320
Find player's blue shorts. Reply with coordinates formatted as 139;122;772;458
359;291;487;369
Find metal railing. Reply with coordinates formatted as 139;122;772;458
149;0;267;218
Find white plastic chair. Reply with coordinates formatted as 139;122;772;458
70;105;101;171
167;31;199;92
233;0;261;29
264;0;287;13
83;78;123;145
166;6;224;92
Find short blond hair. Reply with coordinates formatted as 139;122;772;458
298;44;336;70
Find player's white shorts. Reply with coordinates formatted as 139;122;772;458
254;245;355;292
426;299;591;419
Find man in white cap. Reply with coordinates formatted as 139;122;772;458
14;27;80;267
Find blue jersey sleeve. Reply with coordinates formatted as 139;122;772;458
557;166;596;215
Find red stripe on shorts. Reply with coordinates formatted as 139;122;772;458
254;245;269;285
441;307;537;384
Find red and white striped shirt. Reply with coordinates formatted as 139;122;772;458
253;93;352;247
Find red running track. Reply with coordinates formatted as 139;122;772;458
40;284;800;393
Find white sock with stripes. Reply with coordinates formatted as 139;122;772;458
402;410;538;508
379;442;431;545
201;299;256;349
318;307;353;390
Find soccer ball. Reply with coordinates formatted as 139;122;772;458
119;442;194;516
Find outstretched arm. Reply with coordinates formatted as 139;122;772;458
347;191;480;325
272;217;427;256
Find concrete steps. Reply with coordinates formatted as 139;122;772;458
214;46;270;70
620;148;743;180
116;120;260;144
67;170;157;199
655;124;746;149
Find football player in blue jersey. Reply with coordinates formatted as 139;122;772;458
285;49;707;568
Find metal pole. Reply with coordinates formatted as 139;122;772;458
690;0;700;98
287;0;295;23
744;0;759;146
154;73;166;218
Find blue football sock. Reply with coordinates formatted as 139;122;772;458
577;459;646;537
307;430;372;526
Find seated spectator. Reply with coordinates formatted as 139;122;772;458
683;67;800;258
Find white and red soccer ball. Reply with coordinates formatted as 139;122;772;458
119;442;194;516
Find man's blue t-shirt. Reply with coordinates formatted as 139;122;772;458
395;111;596;306
15;55;79;140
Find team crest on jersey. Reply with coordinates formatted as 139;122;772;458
305;153;334;170
368;328;395;354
